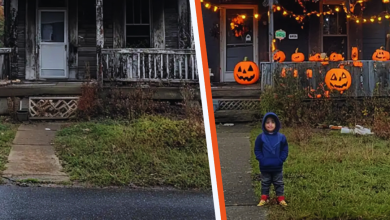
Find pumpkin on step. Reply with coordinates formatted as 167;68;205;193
291;48;305;62
324;67;352;92
372;46;390;61
273;50;286;63
233;57;260;85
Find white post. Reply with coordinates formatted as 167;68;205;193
96;0;104;85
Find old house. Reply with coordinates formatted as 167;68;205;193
204;0;390;122
0;0;197;119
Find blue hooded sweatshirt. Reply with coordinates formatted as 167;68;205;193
254;112;289;173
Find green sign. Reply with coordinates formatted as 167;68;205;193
275;29;286;40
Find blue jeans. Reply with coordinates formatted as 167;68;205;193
261;171;284;196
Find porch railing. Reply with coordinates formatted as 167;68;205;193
0;48;12;80
260;61;390;97
101;48;198;82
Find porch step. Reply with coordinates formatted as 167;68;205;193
214;99;261;123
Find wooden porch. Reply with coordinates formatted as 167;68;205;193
101;48;198;82
260;61;390;97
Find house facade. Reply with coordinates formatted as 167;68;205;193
3;0;197;82
203;0;390;84
0;0;198;119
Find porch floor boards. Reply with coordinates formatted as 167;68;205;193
0;82;199;100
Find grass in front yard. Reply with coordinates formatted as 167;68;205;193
54;116;210;189
251;126;390;220
0;118;17;174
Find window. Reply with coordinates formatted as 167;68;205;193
125;0;151;48
322;4;348;58
38;0;66;8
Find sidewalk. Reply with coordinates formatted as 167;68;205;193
2;123;69;182
217;123;267;220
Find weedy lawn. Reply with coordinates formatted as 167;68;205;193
251;126;390;220
54;115;210;189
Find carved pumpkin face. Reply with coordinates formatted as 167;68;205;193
291;48;305;62
325;68;352;92
306;69;313;78
329;53;344;61
309;53;322;62
351;47;358;61
233;57;260;85
273;50;286;63
372;47;390;61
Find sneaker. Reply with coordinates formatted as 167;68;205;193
277;196;288;206
279;200;288;206
257;195;269;207
257;199;269;207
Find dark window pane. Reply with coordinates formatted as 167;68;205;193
323;5;347;35
39;0;66;7
225;9;254;71
126;0;134;23
126;37;150;48
41;12;65;42
134;0;141;24
141;0;150;24
126;25;150;36
323;36;348;57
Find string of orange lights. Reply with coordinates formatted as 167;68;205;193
200;0;390;24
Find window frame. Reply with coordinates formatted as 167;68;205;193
320;1;350;59
124;0;152;48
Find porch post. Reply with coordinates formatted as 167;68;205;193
190;15;195;50
96;0;104;86
9;0;19;79
178;0;190;48
268;0;274;63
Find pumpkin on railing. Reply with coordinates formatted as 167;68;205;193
372;46;390;61
291;48;305;63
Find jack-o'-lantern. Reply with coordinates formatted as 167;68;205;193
273;50;286;63
306;69;313;78
321;61;329;66
324;67;352;92
233;57;260;85
293;69;298;78
309;53;322;62
372;46;390;61
329;53;344;61
281;68;286;78
351;47;358;61
291;48;305;62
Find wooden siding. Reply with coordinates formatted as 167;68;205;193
202;5;220;82
164;0;179;49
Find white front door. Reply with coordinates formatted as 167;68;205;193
220;6;258;82
38;10;68;78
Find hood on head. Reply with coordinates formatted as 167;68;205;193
262;112;281;134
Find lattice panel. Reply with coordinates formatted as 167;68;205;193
218;100;260;110
29;97;79;119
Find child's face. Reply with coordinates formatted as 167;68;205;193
265;117;276;132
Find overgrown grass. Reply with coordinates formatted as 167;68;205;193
54;115;210;189
251;126;390;220
0;119;17;176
